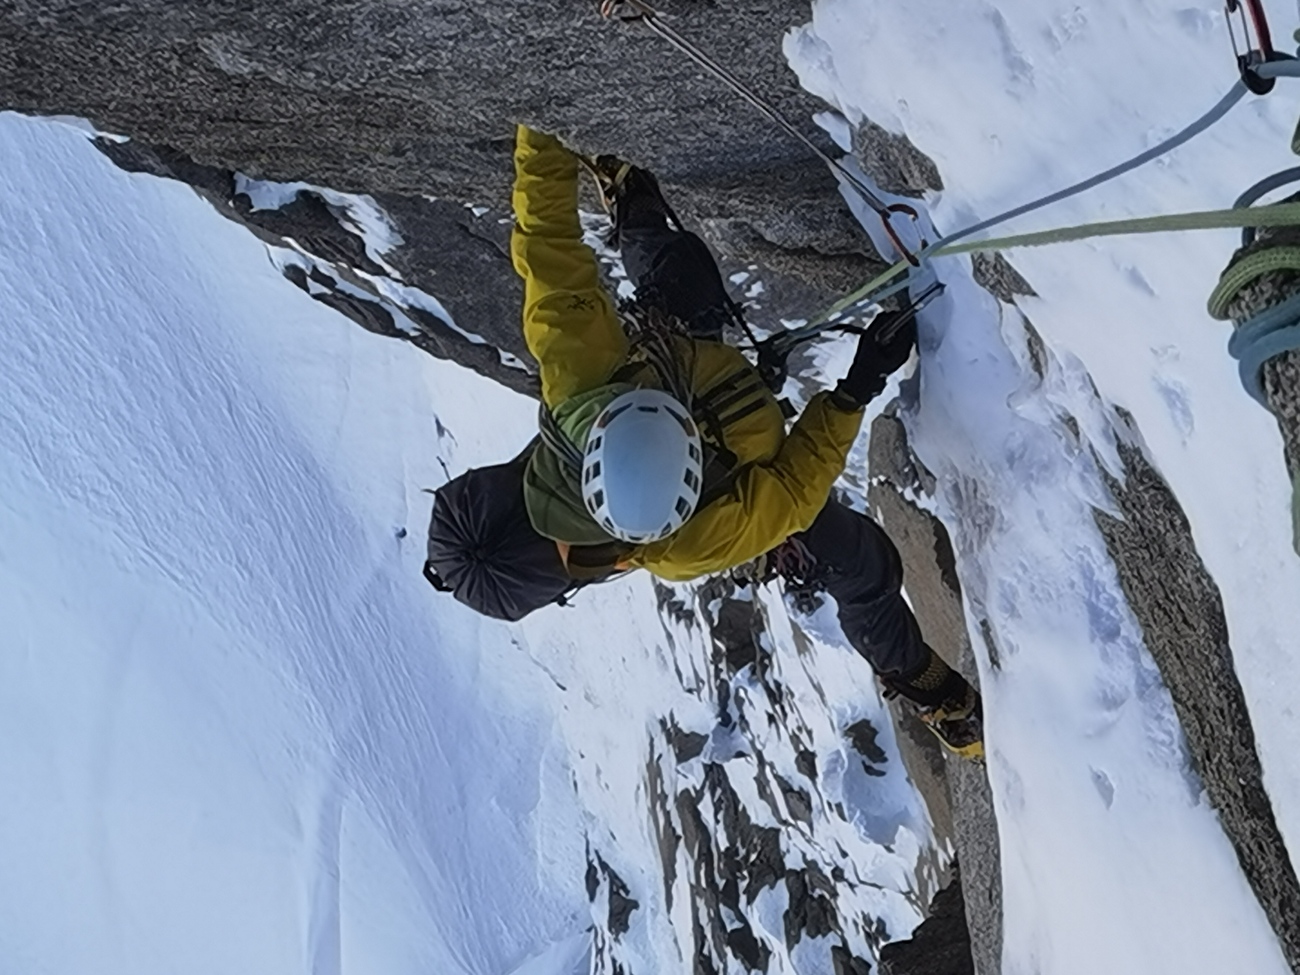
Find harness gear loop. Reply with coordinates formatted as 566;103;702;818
764;535;827;615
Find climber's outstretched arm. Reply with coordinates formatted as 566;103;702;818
634;392;864;580
511;124;627;408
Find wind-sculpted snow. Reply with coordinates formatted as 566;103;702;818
94;136;542;399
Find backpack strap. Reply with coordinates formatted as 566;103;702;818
562;539;634;579
538;403;586;475
422;560;454;592
534;327;761;534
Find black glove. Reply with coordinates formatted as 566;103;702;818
833;308;918;408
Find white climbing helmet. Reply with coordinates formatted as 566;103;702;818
581;388;704;545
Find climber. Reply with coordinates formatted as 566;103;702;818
424;125;982;758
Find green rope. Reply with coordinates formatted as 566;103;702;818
932;201;1300;259
815;202;1300;326
821;260;912;319
1206;246;1300;318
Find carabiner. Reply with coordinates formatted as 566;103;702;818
881;203;927;267
1226;0;1279;94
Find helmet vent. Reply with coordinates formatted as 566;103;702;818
598;404;634;427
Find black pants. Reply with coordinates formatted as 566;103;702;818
616;189;932;683
616;192;732;341
792;501;929;680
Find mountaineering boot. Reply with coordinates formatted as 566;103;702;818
915;679;984;762
883;649;985;762
578;153;682;242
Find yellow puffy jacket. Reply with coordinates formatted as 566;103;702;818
510;125;864;582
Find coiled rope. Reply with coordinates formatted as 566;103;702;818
1207;171;1300;404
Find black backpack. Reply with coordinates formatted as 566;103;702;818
423;448;577;622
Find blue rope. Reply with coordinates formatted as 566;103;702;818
796;79;1256;336
929;80;1252;254
1227;289;1300;404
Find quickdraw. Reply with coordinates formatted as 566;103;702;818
752;280;945;393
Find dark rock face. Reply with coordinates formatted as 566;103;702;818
1095;419;1300;973
879;866;975;975
96;136;541;395
868;413;1003;975
1;0;879;317
851;120;943;199
970;253;1036;304
586;853;642;938
1262;351;1300;494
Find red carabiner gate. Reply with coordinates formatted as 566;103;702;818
1226;0;1279;94
881;203;926;267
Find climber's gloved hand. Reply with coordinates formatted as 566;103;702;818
832;308;918;409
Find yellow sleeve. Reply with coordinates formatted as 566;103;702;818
510;125;627;408
636;392;865;581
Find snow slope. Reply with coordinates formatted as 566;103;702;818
786;0;1300;971
0;112;595;975
0;113;936;975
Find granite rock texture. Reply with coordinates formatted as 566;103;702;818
1;0;880;310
